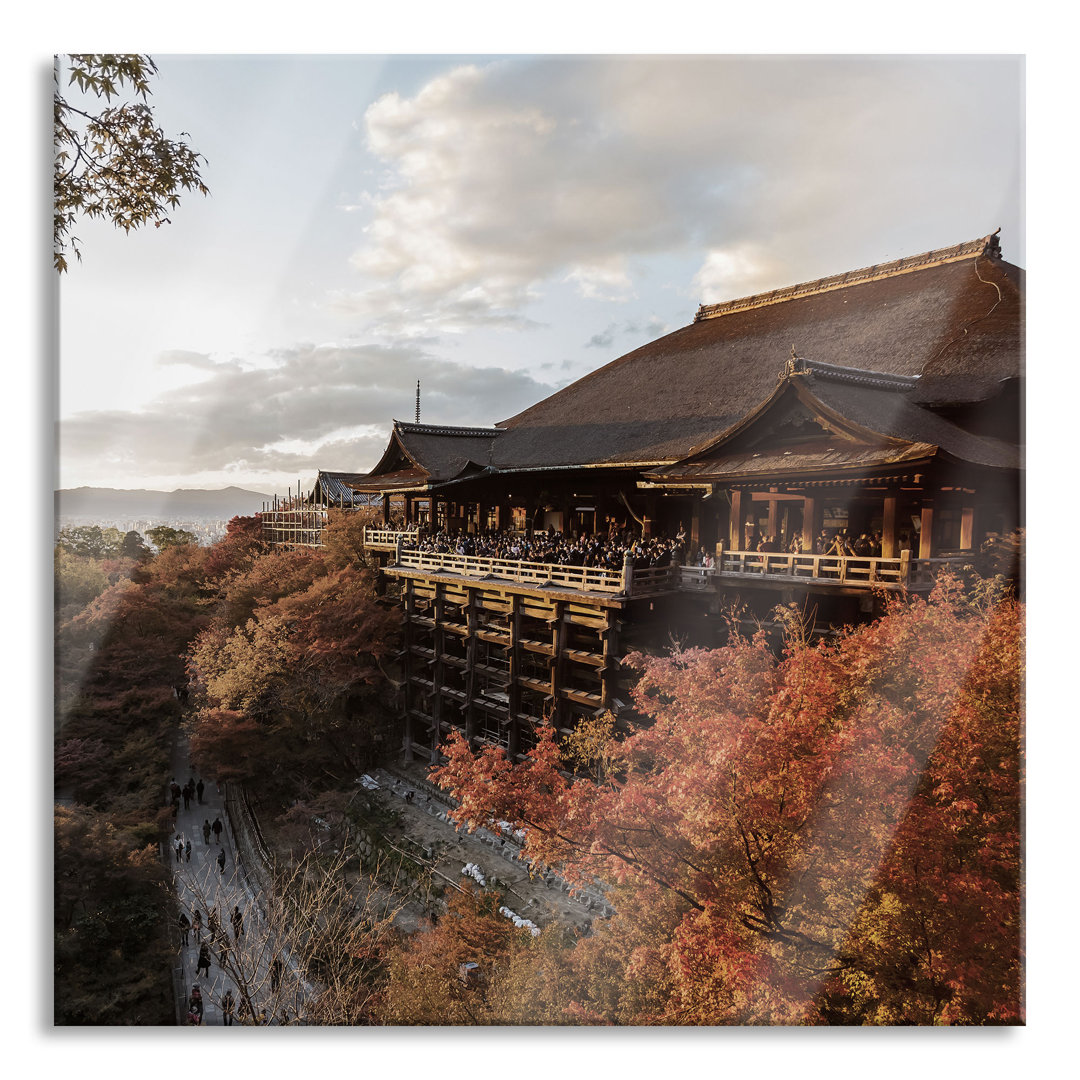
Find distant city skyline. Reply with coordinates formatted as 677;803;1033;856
58;53;1023;494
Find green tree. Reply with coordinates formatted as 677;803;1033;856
120;529;152;561
56;524;123;559
54;54;209;272
54;546;109;614
146;525;198;551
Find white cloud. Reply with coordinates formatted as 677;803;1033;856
339;55;1021;332
692;246;781;304
59;343;554;489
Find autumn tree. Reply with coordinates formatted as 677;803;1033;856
54;805;174;1024
175;847;402;1026
379;884;537;1025
432;580;1023;1025
54;54;209;271
53;516;274;1023
186;539;399;792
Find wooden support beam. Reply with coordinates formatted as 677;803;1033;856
550;602;566;729
882;494;897;560
402;578;415;760
728;488;743;550
802;495;817;551
507;595;523;758
919;504;934;560
463;589;479;741
960;506;975;551
600;611;619;712
432;582;447;758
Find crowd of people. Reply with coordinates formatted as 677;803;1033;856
402;527;690;572
749;528;911;558
398;524;905;574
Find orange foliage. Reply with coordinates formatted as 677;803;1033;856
432;579;1023;1025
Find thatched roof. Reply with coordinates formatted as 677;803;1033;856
493;232;1020;470
644;358;1019;486
347;232;1022;493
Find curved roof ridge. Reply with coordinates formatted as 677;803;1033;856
796;358;920;391
393;420;504;438
695;231;1002;322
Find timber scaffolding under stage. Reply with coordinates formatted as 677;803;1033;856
366;529;969;764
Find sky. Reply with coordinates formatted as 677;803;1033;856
55;51;1024;496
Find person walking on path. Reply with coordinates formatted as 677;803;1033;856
222;988;235;1026
169;778;181;808
178;912;190;946
270;954;283;995
231;905;244;941
212;817;223;844
192;909;202;943
217;848;226;874
182;783;192;811
202;819;211;845
175;836;184;864
196;779;205;805
188;985;204;1025
196;943;211;979
185;839;192;862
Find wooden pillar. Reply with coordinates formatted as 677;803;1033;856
432;583;446;756
729;489;743;551
550;603;566;730
802;495;817;551
960;506;975;551
643;494;657;539
402;579;415;761
507;596;523;757
690;499;701;551
882;494;897;559
766;498;778;543
600;615;619;713
919;503;934;560
381;493;390;525
403;496;414;526
463;590;479;741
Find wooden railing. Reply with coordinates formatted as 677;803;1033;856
391;549;628;595
702;549;969;589
363;527;420;550
369;529;971;596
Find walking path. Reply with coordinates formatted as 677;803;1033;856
167;740;300;1026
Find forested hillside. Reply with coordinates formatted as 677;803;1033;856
53;511;394;1023
54;515;1023;1025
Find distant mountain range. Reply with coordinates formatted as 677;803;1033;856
55;485;273;523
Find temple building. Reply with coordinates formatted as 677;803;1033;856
264;231;1023;762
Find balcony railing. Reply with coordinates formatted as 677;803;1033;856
390;549;627;595
678;549;970;590
364;527;420;549
366;530;971;596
